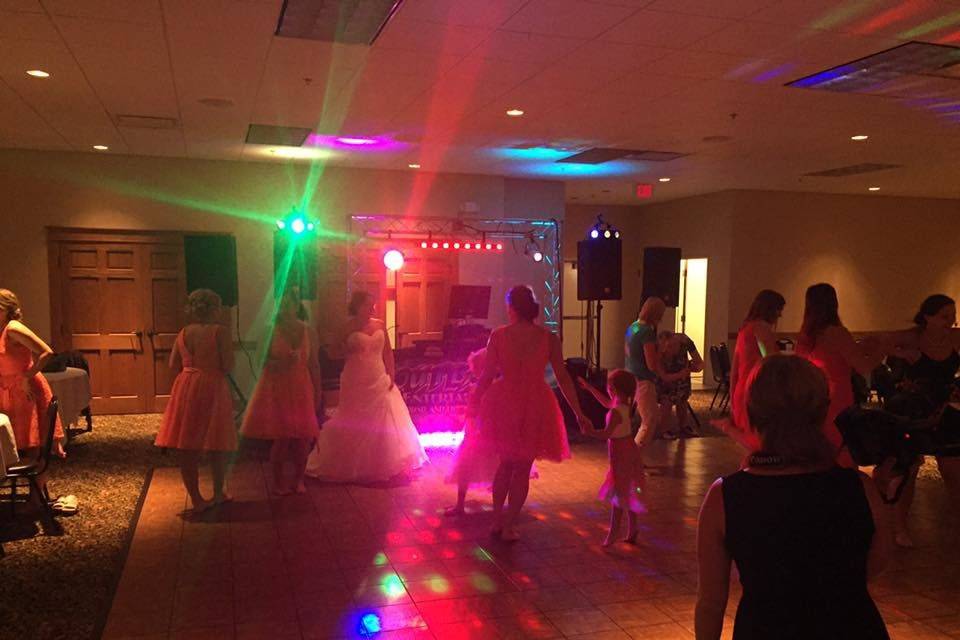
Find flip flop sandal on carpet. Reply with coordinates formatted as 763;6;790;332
52;495;79;515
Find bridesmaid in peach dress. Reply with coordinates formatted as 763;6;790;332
242;288;321;495
725;290;785;451
0;289;64;492
155;289;236;513
796;284;888;468
470;286;591;541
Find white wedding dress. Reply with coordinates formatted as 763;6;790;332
306;329;428;482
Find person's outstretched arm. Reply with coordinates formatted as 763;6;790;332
549;332;591;431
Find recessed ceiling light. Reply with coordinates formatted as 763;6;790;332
868;186;880;191
26;69;49;78
659;177;671;182
408;163;421;169
851;135;869;141
92;145;109;151
506;108;524;117
336;136;378;145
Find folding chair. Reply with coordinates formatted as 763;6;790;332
2;399;62;535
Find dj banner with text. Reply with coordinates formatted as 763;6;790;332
395;357;472;432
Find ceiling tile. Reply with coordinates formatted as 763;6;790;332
601;9;733;48
374;16;491;55
43;0;163;24
395;0;527;28
361;47;463;77
86;67;179;117
645;0;779;19
479;29;586;64
0;0;42;12
501;0;639;39
689;21;808;57
0;9;60;40
53;15;166;51
163;0;277;62
120;126;185;155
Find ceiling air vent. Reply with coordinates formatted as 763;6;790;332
115;115;178;129
276;0;406;45
557;147;687;165
804;163;900;178
245;124;312;146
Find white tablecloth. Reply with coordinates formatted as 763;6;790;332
42;367;92;427
0;413;19;477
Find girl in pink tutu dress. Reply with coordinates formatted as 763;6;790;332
241;288;321;495
470;285;591;541
155;289;236;513
579;369;646;546
445;348;500;515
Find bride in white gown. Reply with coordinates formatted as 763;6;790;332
306;291;428;482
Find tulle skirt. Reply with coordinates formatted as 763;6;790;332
598;436;646;513
479;379;570;462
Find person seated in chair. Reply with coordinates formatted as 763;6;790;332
657;330;704;439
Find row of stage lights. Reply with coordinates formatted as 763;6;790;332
419;240;504;252
588;215;620;240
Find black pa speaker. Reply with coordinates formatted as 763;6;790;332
273;232;318;300
184;235;239;306
642;247;681;307
577;238;622;301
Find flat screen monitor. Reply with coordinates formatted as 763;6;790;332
448;285;491;320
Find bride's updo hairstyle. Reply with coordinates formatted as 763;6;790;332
348;291;372;317
507;285;540;322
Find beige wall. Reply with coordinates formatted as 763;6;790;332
0;149;564;393
565;190;960;382
728;190;960;333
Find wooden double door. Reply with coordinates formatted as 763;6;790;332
49;230;186;414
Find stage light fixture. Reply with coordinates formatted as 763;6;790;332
496;243;503;251
443;242;450;249
463;242;471;250
485;243;492;250
474;243;481;249
383;249;405;271
276;220;286;230
291;218;306;234
306;222;315;231
432;242;439;249
590;229;599;239
614;231;620;238
588;214;619;241
604;229;611;238
453;242;461;249
420;241;428;249
533;251;543;262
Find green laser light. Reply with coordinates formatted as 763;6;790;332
276;220;286;230
291;218;306;234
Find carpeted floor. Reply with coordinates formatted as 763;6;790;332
0;414;171;640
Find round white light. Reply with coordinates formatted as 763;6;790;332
26;69;49;78
453;242;461;249
485;243;492;250
614;231;620;238
291;218;306;234
603;229;611;238
93;145;109;151
442;242;450;249
420;241;428;249
590;229;599;239
383;249;405;271
533;251;544;262
431;242;439;249
659;177;671;182
474;243;481;249
851;135;869;141
306;223;315;231
506;108;525;117
495;243;503;251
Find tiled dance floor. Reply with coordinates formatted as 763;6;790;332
102;437;960;639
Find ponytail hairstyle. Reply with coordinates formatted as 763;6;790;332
914;294;955;328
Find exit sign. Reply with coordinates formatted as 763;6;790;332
636;183;653;198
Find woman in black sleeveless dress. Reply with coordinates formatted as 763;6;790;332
886;294;960;547
696;355;891;640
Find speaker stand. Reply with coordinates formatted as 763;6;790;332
594;299;603;372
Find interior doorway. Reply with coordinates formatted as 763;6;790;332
48;229;187;414
675;258;708;385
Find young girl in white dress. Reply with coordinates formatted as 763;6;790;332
305;291;427;483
